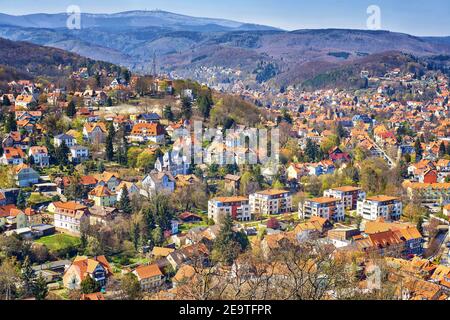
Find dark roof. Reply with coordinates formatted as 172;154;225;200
140;113;161;121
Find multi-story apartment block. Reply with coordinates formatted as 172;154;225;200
357;196;403;221
249;189;292;217
208;196;251;223
403;182;450;207
324;186;366;210
300;197;345;222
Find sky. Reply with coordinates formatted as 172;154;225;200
1;0;449;36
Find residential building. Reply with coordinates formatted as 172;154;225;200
69;145;89;164
49;201;89;235
355;230;405;257
83;122;107;144
1;147;25;165
88;186;117;207
224;174;241;195
116;181;140;202
128;123;165;144
88;206;118;225
294;216;334;239
324;186;366;210
364;220;424;256
63;256;112;290
28;146;50;167
136;113;161;124
97;172;121;192
357;196;403;221
142;172;176;196
155;150;190;177
14;164;39;187
208;196;251;223
249;189;292;216
54;133;76;147
132;264;164;292
403;182;450;207
301;197;345;222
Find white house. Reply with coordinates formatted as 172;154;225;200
54;134;76;147
116;181;140;202
28;146;50;167
14;164;40;187
155;150;190;177
69;146;89;164
49;201;89;235
142;172;175;196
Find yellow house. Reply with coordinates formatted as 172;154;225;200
88;186;117;207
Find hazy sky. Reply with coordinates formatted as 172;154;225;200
1;0;449;36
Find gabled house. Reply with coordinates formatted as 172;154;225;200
224;174;241;195
49;201;89;235
63;256;112;290
88;186;117;207
97;172;121;192
132;264;164;292
83;122;108;144
287;163;308;181
136;113;161;124
174;174;200;189
328;147;351;163
14;164;39;187
154;150;190;177
420;169;438;184
15;94;37;109
29;146;50;167
2;132;26;150
54;134;76;147
166;243;210;270
116;181;140;202
142;172;176;196
1;147;25;165
69;146;89;164
128;123;165;144
88;206;118;226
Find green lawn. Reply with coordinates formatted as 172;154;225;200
179;222;209;232
35;234;81;252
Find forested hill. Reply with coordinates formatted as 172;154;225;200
0;37;119;82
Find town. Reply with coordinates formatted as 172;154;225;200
0;49;450;301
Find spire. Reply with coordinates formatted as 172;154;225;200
152;51;157;78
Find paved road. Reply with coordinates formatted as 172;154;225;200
427;231;449;262
368;138;396;168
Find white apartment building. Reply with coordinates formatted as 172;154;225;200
324;186;366;210
249;189;292;217
301;197;345;222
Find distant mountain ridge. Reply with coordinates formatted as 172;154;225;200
0;10;281;31
0;10;449;89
